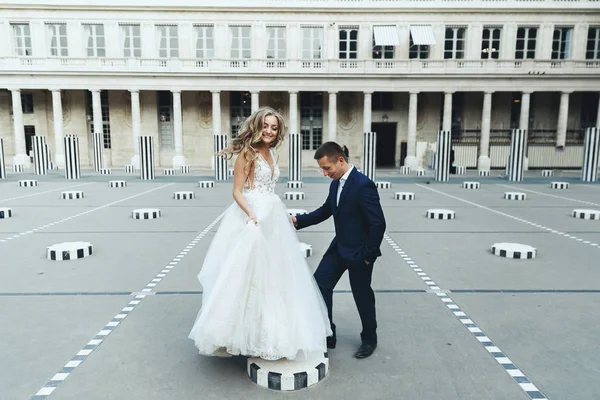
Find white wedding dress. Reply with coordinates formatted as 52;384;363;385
188;150;332;361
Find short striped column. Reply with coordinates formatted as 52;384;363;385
214;134;227;181
362;132;376;181
582;127;599;182
434;130;451;182
33;136;49;175
139;135;155;180
63;135;81;180
0;138;5;179
507;129;526;182
288;133;302;182
92;132;105;172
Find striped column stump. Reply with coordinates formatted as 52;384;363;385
180;165;190;174
18;180;38;187
455;166;466;175
478;170;490;177
572;209;600;220
434;130;451;182
582;127;599;182
174;191;195;200
99;168;112;175
376;181;391;189
507;129;527;182
132;208;162;220
63;135;81;180
299;243;313;258
247;353;329;391
163;168;176;176
462;181;480;189
33;136;49;175
92;132;105;172
426;209;456;220
394;192;415;200
109;180;127;188
13;165;24;173
287;208;307;216
541;170;553;177
284;192;305;200
414;169;425;176
139;135;155;180
0;138;5;179
0;208;12;219
124;165;135;173
198;181;215;188
504;192;526;201
61;191;84;200
228;168;235;178
550;182;569;189
288;133;302;182
214;135;227;181
287;181;303;189
362;131;377;181
47;241;93;261
491;243;536;259
400;166;411;175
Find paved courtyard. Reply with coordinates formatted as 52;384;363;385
1;168;599;400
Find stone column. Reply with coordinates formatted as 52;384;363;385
404;91;419;168
251;91;259;113
442;91;453;132
519;91;532;170
363;91;372;133
477;91;493;171
171;90;185;168
10;89;29;166
556;91;570;148
51;89;65;169
596;93;600;128
328;91;337;142
130;90;141;168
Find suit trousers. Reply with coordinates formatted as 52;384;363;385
313;248;377;345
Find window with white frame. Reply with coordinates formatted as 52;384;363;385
83;24;106;57
339;28;358;59
372;41;394;59
552;27;572;60
11;23;32;56
409;36;429;59
267;26;286;59
515;27;537;59
444;27;466;59
230;26;251;59
194;25;214;58
120;24;141;58
300;92;323;150
157;25;179;58
46;23;68;56
157;91;174;149
301;26;323;59
586;27;600;60
481;27;501;59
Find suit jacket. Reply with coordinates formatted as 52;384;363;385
295;167;386;264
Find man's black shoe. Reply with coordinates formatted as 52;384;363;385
326;336;337;349
354;343;377;359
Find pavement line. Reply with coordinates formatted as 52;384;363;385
0;182;91;203
417;184;600;250
0;183;174;244
498;183;600;207
29;210;226;400
383;233;548;400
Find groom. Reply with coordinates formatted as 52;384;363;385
292;141;386;359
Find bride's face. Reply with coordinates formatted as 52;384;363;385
260;115;279;146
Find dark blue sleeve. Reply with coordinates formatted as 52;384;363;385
358;180;386;261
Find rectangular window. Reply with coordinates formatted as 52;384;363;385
120;24;141;58
409;36;429;59
267;26;286;59
339;28;358;59
230;26;251;59
46;23;68;56
302;27;323;59
194;25;214;58
11;23;32;56
157;91;174;149
230;92;251;138
373;39;394;59
83;24;106;57
86;91;112;149
444;27;466;59
552;27;572;60
157;25;179;58
586;27;600;60
21;93;34;114
24;125;35;155
515;27;537;59
481;27;501;59
300;92;323;150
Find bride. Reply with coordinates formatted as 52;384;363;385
188;106;332;361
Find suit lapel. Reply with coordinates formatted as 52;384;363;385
335;168;356;214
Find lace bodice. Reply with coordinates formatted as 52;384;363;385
243;150;280;194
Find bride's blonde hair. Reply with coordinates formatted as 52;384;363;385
218;106;287;173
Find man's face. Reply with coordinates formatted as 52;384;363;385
317;155;346;180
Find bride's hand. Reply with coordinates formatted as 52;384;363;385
246;213;258;226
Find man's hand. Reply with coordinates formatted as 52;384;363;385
291;215;298;226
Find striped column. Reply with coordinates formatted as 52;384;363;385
139;135;155;180
362;131;376;181
0;138;5;179
507;129;526;182
64;135;81;180
33;136;49;175
288;134;302;181
92;132;104;172
435;130;451;182
582;127;599;182
214;134;227;181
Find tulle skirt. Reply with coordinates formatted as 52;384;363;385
188;190;332;360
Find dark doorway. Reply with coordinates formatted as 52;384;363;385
24;125;35;155
400;142;407;166
372;122;397;167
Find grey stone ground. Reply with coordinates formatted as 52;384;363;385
1;168;599;400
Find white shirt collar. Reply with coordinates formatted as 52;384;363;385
340;165;354;181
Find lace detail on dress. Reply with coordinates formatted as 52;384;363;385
243;150;280;195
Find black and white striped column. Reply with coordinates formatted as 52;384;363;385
214;134;227;181
288;134;302;182
92;132;104;172
434;130;451;182
139;135;155;180
362;132;376;181
33;136;49;175
63;135;81;180
582;127;599;182
507;129;526;182
0;138;5;179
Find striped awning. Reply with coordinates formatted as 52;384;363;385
410;25;436;45
373;25;399;46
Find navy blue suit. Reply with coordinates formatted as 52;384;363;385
295;167;386;344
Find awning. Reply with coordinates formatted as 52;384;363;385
373;25;399;46
410;25;436;45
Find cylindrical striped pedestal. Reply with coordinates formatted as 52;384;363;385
139;135;155;180
435;130;451;182
284;192;305;200
582;127;599;182
0;138;5;179
64;135;81;180
288;133;302;182
214;134;227;181
507;129;526;182
33;136;49;175
362;132;376;181
92;132;105;172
